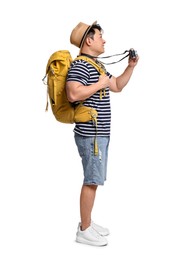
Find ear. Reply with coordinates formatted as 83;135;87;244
85;37;93;46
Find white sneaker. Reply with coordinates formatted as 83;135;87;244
91;221;110;236
77;222;110;236
76;225;108;246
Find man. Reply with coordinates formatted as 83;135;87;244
66;21;139;246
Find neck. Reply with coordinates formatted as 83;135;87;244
80;53;97;60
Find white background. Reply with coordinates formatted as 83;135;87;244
0;0;187;259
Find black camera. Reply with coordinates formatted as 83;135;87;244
129;49;138;59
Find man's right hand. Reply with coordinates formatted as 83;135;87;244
98;75;111;89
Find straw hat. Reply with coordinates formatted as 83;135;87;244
70;21;97;49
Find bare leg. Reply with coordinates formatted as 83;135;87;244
80;184;98;231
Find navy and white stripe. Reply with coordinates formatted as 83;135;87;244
66;59;112;137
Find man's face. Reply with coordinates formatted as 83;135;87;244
90;29;106;55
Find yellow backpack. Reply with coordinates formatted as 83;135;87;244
42;50;106;155
42;50;105;124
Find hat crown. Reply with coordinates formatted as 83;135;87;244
70;21;97;49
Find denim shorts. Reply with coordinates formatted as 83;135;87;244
74;134;110;185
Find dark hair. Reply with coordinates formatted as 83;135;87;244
87;24;103;39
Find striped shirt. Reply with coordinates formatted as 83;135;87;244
66;59;112;137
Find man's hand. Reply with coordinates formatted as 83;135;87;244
98;75;111;89
128;52;139;67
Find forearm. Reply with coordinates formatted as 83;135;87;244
116;65;135;91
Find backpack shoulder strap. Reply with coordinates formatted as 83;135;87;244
74;55;106;75
75;55;108;100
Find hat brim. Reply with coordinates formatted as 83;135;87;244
79;20;97;49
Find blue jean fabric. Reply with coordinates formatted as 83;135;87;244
74;134;110;185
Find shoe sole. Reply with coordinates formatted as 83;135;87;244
76;237;108;247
